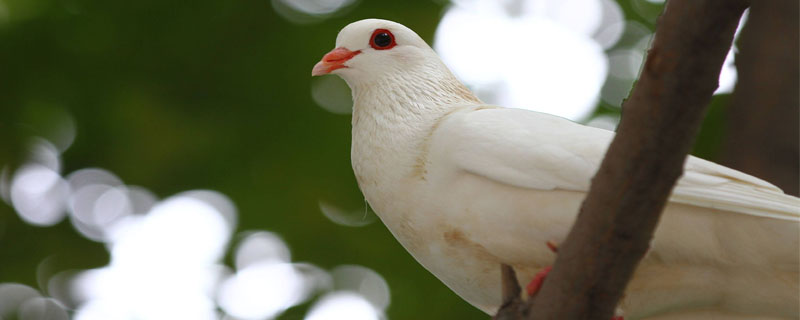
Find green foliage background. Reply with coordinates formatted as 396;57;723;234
0;0;732;318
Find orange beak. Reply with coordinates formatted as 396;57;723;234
311;47;361;76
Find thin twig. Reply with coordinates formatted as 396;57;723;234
493;264;524;320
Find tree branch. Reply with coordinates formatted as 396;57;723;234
514;0;749;319
720;0;799;196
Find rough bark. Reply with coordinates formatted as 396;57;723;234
720;0;799;196
493;0;751;319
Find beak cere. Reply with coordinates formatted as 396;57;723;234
311;47;361;76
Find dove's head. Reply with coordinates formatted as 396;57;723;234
311;19;440;84
312;19;479;106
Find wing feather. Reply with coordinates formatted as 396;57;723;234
437;106;800;221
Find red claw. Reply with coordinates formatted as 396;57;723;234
528;241;623;320
525;266;553;297
527;241;559;296
546;241;559;253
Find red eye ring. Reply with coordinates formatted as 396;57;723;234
369;29;396;50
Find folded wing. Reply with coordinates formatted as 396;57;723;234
436;106;800;221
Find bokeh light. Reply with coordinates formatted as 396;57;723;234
0;283;41;318
10;163;69;226
305;291;382;320
434;0;621;121
715;10;747;95
17;297;69;320
218;261;312;319
24;105;77;153
312;76;353;115
331;265;390;311
0;283;69;320
66;169;127;241
70;195;232;320
2;131;392;320
234;231;292;269
219;232;309;319
600;21;650;108
272;0;359;24
181;190;239;236
594;0;626;49
27;138;62;172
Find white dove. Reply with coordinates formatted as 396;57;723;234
311;19;800;319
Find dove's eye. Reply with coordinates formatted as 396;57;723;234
370;29;396;50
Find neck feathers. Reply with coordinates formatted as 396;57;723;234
351;59;481;121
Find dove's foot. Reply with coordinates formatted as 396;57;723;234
524;242;625;320
525;265;552;297
526;241;559;296
525;267;625;320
